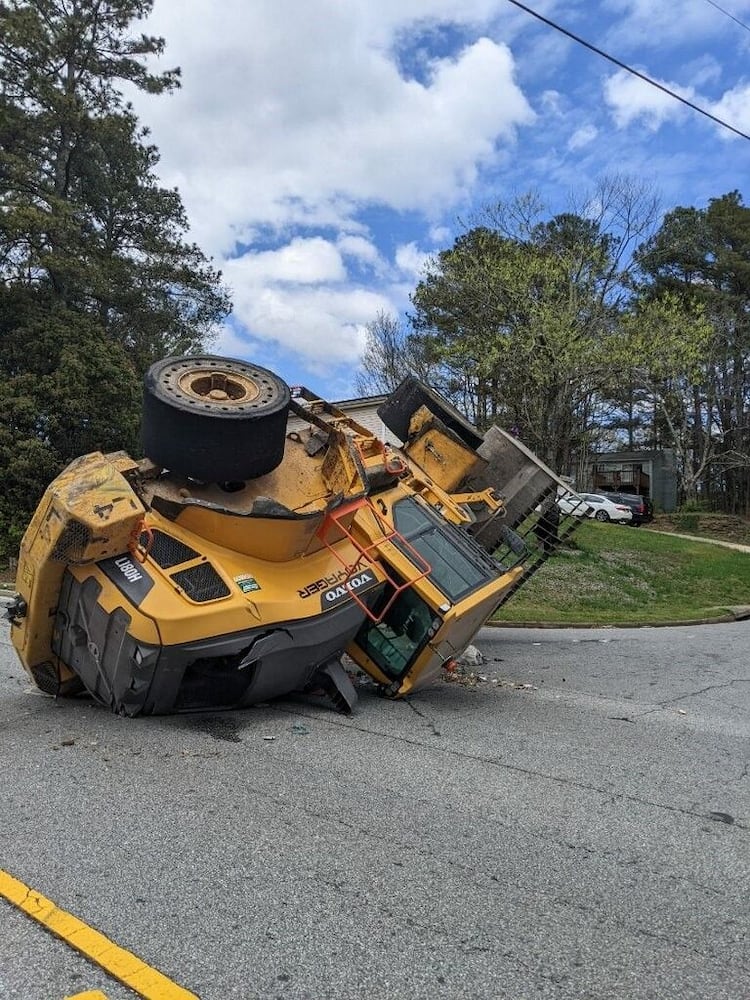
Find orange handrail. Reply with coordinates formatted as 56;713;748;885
316;497;431;623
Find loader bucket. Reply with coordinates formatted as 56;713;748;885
378;376;484;450
465;425;571;547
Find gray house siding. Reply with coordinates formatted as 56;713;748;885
590;450;678;512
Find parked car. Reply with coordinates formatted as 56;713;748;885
556;490;592;517
557;491;633;524
601;492;654;526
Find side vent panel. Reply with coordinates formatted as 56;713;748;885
171;563;230;603
143;529;199;569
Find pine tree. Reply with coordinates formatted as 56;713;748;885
0;1;231;552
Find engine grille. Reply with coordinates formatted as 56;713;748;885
143;529;199;569
52;520;91;562
171;563;230;603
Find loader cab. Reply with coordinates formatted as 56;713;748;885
349;496;519;694
354;581;440;680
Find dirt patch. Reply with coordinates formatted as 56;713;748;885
649;513;750;546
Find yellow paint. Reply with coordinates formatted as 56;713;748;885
64;992;109;999
10;451;145;686
403;406;486;491
11;385;543;711
0;869;197;1000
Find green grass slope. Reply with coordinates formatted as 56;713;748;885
494;520;750;625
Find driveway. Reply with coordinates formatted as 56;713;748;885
1;619;748;1000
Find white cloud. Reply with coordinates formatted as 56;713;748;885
222;276;391;365
139;31;533;259
135;5;534;260
710;82;750;140
603;69;694;130
601;0;744;49
540;90;563;115
336;235;386;272
120;0;750;388
603;66;750;143
212;325;267;364
567;124;598;150
428;224;453;245
395;242;431;278
687;56;723;90
126;1;536;374
228;238;346;285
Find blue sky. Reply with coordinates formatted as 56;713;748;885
133;0;750;398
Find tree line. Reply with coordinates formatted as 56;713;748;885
357;180;750;515
2;4;748;561
0;0;230;556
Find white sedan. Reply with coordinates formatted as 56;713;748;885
557;491;633;524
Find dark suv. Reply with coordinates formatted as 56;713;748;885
602;492;654;526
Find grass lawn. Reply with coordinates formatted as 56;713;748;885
493;520;750;625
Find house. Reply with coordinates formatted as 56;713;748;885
333;393;397;442
589;450;678;512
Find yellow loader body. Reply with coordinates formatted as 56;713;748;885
8;359;574;716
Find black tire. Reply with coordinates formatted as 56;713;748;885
142;355;291;482
594;509;610;522
377;375;484;449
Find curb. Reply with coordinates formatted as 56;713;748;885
488;606;750;629
3;592;750;629
643;528;750;553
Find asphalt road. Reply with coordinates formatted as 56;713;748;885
1;618;748;1000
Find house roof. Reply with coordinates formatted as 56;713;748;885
332;394;388;408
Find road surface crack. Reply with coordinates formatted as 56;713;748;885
404;697;442;736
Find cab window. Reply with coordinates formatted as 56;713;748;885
392;497;493;602
354;584;440;680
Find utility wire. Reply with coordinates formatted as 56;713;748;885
705;0;750;34
505;0;750;142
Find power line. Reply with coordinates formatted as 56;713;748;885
705;0;750;34
505;0;750;142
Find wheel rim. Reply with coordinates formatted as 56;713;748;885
157;358;284;411
177;369;261;406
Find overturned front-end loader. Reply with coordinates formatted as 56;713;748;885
8;357;578;716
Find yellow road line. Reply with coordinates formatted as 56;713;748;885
0;868;198;1000
65;992;109;999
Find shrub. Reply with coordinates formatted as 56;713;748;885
673;513;700;533
680;499;712;513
